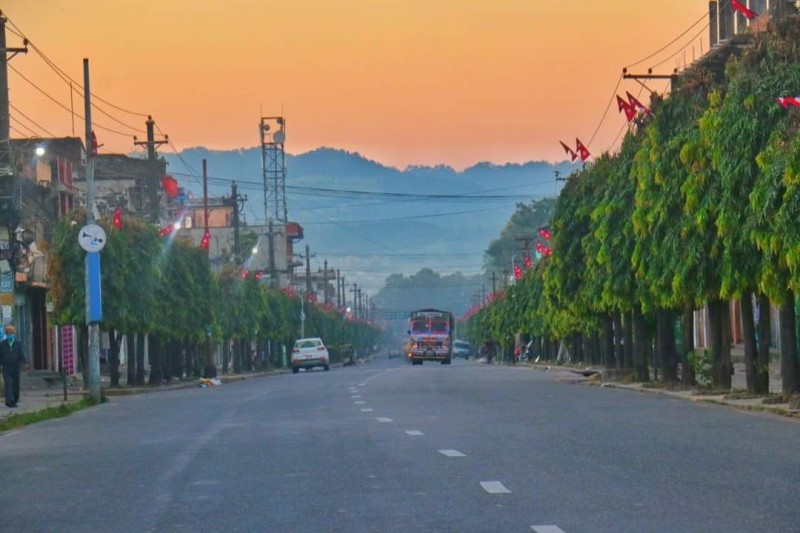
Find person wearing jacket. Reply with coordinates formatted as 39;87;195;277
0;324;27;408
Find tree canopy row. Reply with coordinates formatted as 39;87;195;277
48;209;381;387
466;14;800;396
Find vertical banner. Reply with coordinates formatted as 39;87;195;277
85;251;102;323
61;325;75;375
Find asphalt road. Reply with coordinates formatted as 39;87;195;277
0;358;798;532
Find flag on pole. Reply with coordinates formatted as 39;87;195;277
626;91;651;116
200;229;211;249
159;224;174;237
576;138;591;162
537;227;552;241
731;0;757;20
91;131;99;156
161;176;179;198
617;95;637;122
113;207;123;229
559;140;578;162
777;96;800;108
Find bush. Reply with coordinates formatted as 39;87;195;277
687;349;713;387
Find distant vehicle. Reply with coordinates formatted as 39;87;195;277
387;348;402;359
453;340;471;359
406;308;454;365
291;337;330;373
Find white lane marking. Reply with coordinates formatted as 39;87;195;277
405;430;424;436
355;401;366;405
438;449;466;457
360;408;374;412
351;395;362;398
376;417;394;423
531;527;565;533
480;481;510;494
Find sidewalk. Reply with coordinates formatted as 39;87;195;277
0;368;289;424
522;360;800;419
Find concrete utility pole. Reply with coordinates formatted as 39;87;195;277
336;269;341;307
491;271;497;294
83;58;102;402
133;116;168;222
350;284;358;318
0;14;27;142
322;260;329;304
202;159;209;256
226;181;246;265
341;275;346;309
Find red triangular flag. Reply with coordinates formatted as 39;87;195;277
200;229;211;249
617;95;637;122
90;131;99;156
113;207;122;229
626;91;651;116
559;140;578;162
537;227;552;241
777;96;800;109
576;138;591;162
731;0;757;20
159;224;174;237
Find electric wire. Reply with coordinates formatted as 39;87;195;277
624;10;710;70
10;118;39;138
9;103;55;137
649;22;710;71
5;16;150;118
587;74;622;147
8;64;137;138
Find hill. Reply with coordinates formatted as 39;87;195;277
162;146;573;302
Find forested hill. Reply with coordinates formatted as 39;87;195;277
162;146;575;296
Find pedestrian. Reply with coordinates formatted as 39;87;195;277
0;324;27;408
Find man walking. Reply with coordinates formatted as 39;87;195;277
0;324;27;408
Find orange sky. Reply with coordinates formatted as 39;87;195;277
5;0;706;170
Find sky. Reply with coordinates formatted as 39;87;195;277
4;0;708;171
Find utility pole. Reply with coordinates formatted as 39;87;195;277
133;115;168;223
341;275;347;309
350;284;358;318
0;13;27;142
225;181;247;265
491;271;497;295
83;58;102;402
336;269;341;307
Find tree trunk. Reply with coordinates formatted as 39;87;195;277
708;298;732;390
126;334;136;386
79;325;89;388
108;328;121;388
779;292;799;394
740;293;758;394
572;332;583;364
681;305;695;387
148;334;162;386
136;332;146;386
222;340;230;374
601;314;615;369
632;306;648;382
204;332;216;378
233;339;242;373
755;294;771;394
623;311;633;371
656;308;678;384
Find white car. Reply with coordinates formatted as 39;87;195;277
291;337;330;373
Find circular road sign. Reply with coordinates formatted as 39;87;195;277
78;224;107;253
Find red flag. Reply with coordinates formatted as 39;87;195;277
575;138;591;162
90;131;99;156
159;224;174;237
777;96;800;108
513;264;522;280
113;207;122;229
626;91;651;116
161;176;179;198
537;227;552;241
559;140;578;162
617;95;637;122
731;0;757;20
524;254;532;269
200;229;211;249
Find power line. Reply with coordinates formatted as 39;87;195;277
587;74;622;148
9;103;55;137
624;10;710;70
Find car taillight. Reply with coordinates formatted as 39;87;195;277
317;346;326;351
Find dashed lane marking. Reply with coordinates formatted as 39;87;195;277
438;449;466;457
376;417;394;423
360;408;374;412
480;481;510;494
405;430;424;436
351;395;362;398
355;401;366;405
531;527;565;533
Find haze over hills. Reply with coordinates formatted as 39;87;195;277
162;146;573;298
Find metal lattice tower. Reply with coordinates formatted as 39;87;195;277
260;116;287;224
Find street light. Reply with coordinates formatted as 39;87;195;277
35;145;45;157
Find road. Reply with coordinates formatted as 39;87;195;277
1;357;798;532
